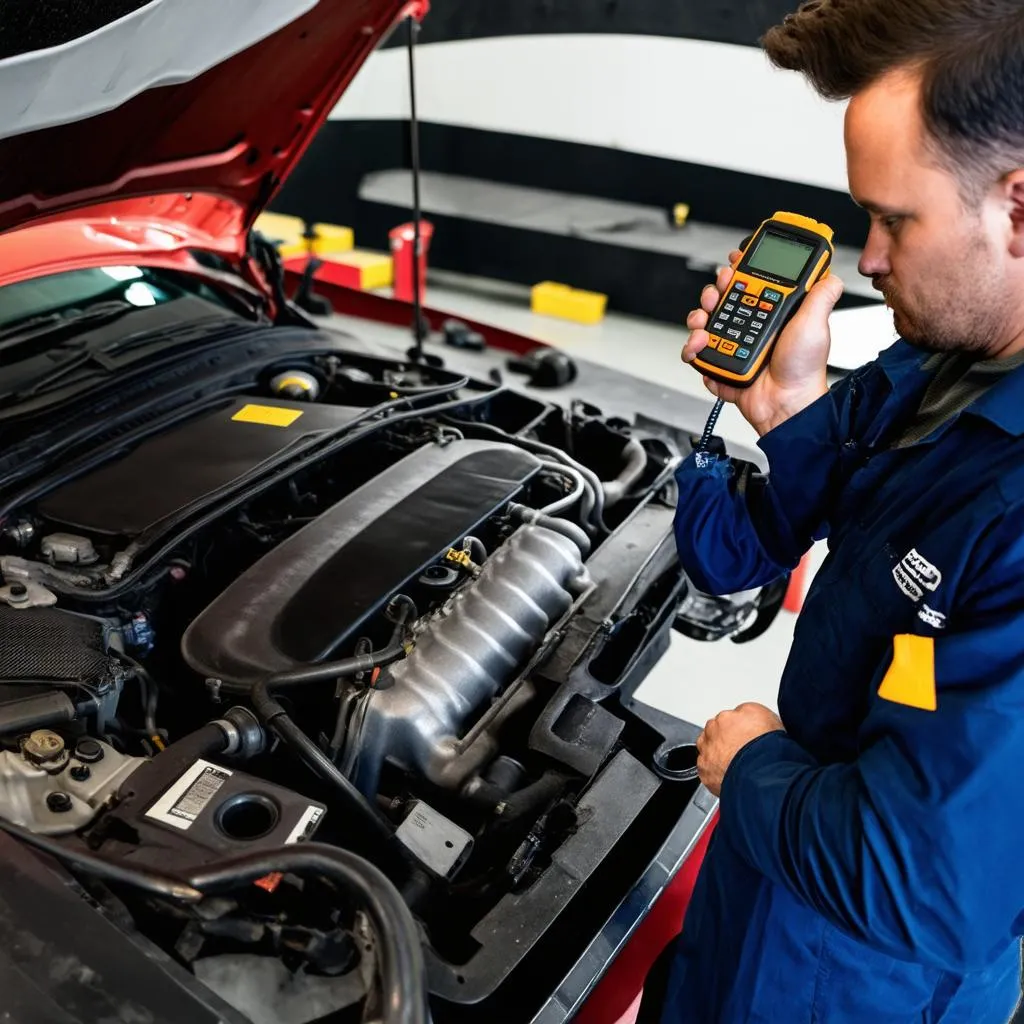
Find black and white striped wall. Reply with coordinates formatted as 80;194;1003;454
275;0;870;320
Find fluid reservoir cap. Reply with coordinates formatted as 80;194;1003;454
75;738;105;764
270;370;320;402
23;730;66;764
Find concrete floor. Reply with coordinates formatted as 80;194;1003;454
414;270;822;727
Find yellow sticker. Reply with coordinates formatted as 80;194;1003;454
231;404;304;428
878;634;937;711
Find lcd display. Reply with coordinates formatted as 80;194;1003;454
746;233;815;281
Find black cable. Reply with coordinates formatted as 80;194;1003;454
186;844;428;1024
406;15;426;363
249;606;414;852
0;821;428;1024
0;818;203;901
696;398;725;454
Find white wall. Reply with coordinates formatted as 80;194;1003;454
332;34;850;193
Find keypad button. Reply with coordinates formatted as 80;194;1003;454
750;321;763;331
755;311;769;320
737;347;751;359
743;335;757;345
759;301;774;311
734;307;753;318
726;328;741;338
734;281;747;291
741;296;759;307
762;288;783;302
728;292;740;302
731;316;747;326
711;320;727;332
718;340;738;355
705;336;719;349
723;302;736;312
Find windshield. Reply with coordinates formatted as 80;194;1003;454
0;265;236;335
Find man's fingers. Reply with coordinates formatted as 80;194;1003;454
700;284;720;314
715;264;734;294
686;307;708;331
682;329;710;363
729;249;743;266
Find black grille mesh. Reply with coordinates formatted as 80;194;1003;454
0;606;112;683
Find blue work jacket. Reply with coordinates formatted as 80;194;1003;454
663;340;1024;1023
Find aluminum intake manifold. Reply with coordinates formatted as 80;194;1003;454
347;524;589;798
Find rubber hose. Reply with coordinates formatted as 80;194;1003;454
186;843;427;1024
537;461;587;517
602;437;648;507
508;502;591;556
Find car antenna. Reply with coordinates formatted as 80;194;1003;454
404;13;437;367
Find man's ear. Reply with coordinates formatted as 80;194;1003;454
1005;169;1024;258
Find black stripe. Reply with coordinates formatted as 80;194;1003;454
382;0;802;50
273;120;869;324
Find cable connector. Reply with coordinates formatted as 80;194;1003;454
444;548;480;575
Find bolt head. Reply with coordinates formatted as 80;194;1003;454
69;765;91;783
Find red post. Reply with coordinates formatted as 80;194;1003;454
783;551;813;614
389;220;433;304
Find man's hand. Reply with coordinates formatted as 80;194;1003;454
681;250;845;437
697;702;785;797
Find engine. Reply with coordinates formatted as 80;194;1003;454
0;347;782;1023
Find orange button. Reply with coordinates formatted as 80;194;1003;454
718;340;738;356
741;296;759;307
705;336;719;349
759;301;774;311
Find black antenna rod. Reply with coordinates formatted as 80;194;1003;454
406;15;426;363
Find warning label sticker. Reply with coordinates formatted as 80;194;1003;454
146;759;233;832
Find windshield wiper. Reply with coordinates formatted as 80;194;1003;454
0;300;134;351
1;316;262;405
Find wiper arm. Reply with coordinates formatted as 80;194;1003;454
0;300;133;350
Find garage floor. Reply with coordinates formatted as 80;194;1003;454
385;271;818;727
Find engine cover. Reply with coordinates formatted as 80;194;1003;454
181;440;542;689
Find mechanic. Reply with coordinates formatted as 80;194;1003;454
654;1;1024;1022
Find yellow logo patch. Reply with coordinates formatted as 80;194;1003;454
231;404;304;428
878;634;937;711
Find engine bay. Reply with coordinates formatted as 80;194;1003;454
0;335;772;1023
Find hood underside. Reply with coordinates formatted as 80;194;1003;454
0;0;407;252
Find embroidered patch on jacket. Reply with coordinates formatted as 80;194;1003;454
878;634;937;711
917;604;947;630
892;547;943;603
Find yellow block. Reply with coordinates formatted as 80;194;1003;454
310;222;355;255
531;282;607;325
254;212;306;255
322;249;394;291
878;634;937;711
232;404;304;428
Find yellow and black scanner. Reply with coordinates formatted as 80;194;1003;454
692;212;834;388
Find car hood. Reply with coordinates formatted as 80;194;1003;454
0;0;411;277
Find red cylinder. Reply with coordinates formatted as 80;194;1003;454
389;220;433;304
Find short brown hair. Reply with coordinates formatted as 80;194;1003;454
762;0;1024;202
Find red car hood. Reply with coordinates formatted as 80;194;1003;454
0;0;413;288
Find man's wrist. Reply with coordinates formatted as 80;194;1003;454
752;384;829;437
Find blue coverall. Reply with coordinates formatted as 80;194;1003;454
664;340;1024;1023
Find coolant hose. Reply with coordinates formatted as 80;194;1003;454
602;437;647;507
508;502;591;556
537;461;588;517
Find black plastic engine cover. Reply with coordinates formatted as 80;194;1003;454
181;439;541;689
37;396;364;538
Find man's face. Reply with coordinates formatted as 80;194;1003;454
845;69;1009;355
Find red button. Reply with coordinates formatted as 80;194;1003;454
759;301;774;311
